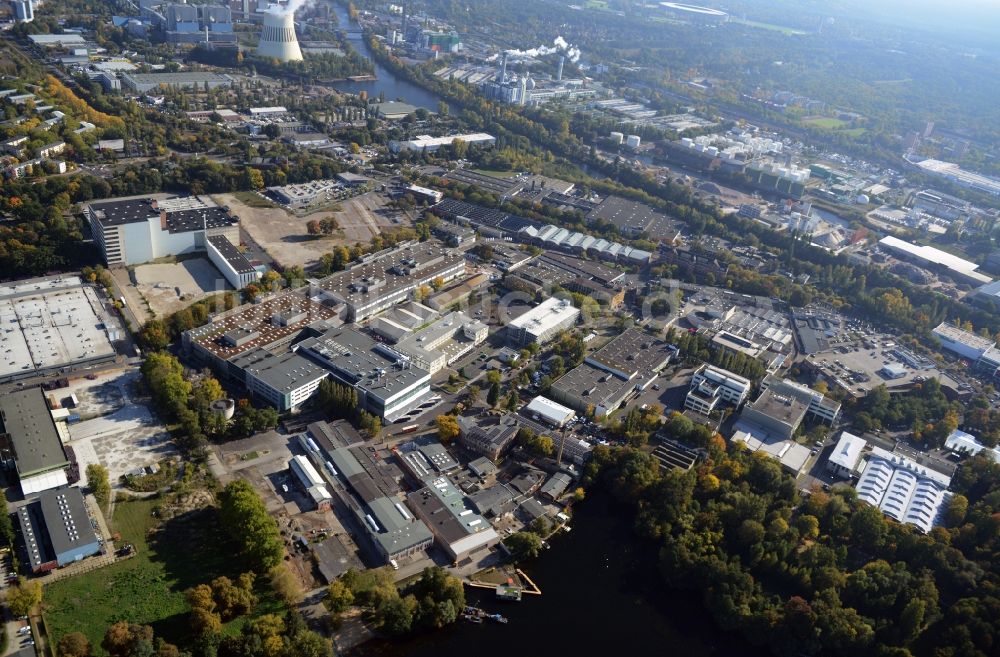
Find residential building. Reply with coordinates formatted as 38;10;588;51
827;431;867;478
406;476;500;563
308;242;466;321
684;365;751;415
505;297;580;347
855;446;952;533
206;235;260;290
0;387;71;496
17;487;101;573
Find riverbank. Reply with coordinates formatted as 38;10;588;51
347;488;769;657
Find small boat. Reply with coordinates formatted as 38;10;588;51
487;613;508;624
462;613;483;624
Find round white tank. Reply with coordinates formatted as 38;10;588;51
626;135;641;149
610;131;624;144
257;9;303;62
211;398;236;420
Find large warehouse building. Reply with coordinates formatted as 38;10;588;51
879;236;992;286
855;447;952;533
308;242;467;321
406;476;500;563
85;196;241;267
505;297;580;347
17;486;101;572
0;387;71;496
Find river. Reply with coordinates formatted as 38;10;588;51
326;3;448;112
348;488;771;657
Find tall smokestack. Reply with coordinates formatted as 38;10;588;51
557;55;564;81
257;7;303;62
498;51;508;83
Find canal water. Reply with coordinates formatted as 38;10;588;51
349;488;771;657
327;2;448;112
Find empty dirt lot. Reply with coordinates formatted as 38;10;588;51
217;192;408;269
134;258;232;317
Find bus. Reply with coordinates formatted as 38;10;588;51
399;424;419;434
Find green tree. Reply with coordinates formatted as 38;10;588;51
436;414;460;443
503;531;542;561
139;319;170;351
219;480;284;572
86;463;112;514
326;579;354;613
6;578;42;617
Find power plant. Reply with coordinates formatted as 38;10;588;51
256;4;303;62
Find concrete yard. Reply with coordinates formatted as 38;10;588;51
64;370;177;486
134;258;232;317
218;191;407;269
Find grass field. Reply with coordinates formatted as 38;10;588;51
44;496;286;655
227;190;277;209
803;117;849;129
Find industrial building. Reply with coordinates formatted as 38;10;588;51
394;311;488;374
0;275;119;383
931;322;995;361
183;290;338;375
308;242;466;321
406;477;500;563
295;326;432;421
523;396;576;428
325;443;433;562
480;52;597;107
759;375;840;424
230;348;330;412
257;5;303;62
370;302;438;343
0;387;71;496
731;430;811;477
289;454;332;511
586;195;680;240
85;196;240;267
389;133;496;154
17;487;101;573
457;413;521;461
684;365;751;415
539;472;572;501
855;446;952;533
397;438;460;483
163;3;235;43
658;2;729;24
206;235;260;290
551;328;674;418
944;429;1000;462
827;431;868;478
505;297;580;347
120;72;235;93
879;236;992;286
914;158;1000;197
735;389;810;442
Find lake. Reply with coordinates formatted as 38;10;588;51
327;3;449;112
348;488;771;657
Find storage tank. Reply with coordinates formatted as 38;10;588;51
626;135;641;149
257;6;303;62
609;131;624;144
211;398;236;420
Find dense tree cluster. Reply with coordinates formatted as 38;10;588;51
850;380;960;446
585;442;1000;657
218;480;285;573
337;566;465;636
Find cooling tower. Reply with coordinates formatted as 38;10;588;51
257;9;303;62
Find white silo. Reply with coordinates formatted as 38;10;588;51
609;131;624;144
626;134;641;149
257;6;303;62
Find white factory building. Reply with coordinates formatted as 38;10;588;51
826;431;868;478
684;364;751;415
855;446;952;534
85;196;240;267
206;234;260;290
879;236;992;286
523;395;576;428
389;133;496;153
289;454;332;511
931;322;995;361
505;297;580;347
944;429;1000;462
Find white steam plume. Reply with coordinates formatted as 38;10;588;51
504;35;582;63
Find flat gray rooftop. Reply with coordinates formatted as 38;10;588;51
586;327;673;377
0;387;69;478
